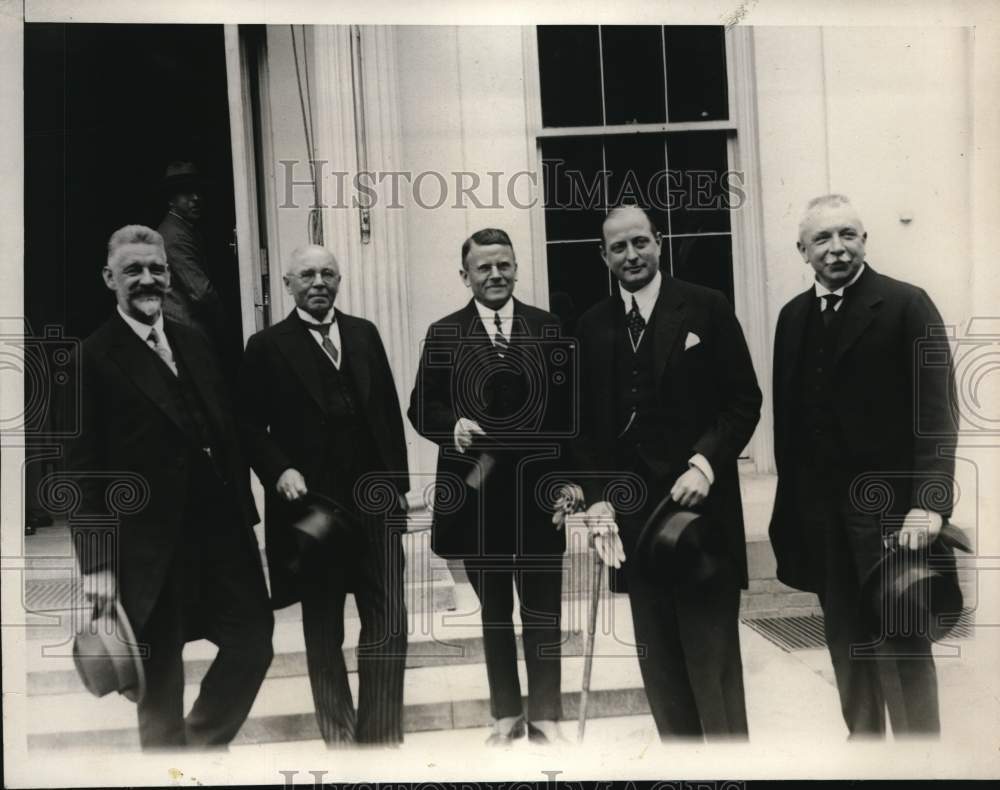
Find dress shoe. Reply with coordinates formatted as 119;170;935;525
527;720;567;745
484;716;525;746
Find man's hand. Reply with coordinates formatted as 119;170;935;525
670;466;710;508
896;508;943;550
276;468;308;501
551;483;585;529
82;568;117;620
582;501;626;569
453;417;486;454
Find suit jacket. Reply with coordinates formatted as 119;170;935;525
158;211;227;346
408;298;573;560
769;265;958;592
574;277;762;587
239;310;409;609
68;314;260;633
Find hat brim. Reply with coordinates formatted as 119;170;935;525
858;545;964;642
72;599;146;704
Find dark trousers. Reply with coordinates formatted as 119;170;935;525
799;478;940;737
136;496;274;749
299;517;408;745
464;557;563;722
623;553;747;739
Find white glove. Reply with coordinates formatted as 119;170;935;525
582;501;626;569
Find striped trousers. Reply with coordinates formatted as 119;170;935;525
299;516;408;745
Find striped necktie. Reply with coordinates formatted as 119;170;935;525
310;321;340;367
493;312;509;356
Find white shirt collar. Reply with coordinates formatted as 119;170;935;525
296;306;337;325
474;297;514;321
117;305;166;344
618;270;662;322
474;297;514;342
814;262;866;298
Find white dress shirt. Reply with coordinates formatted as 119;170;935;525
297;306;342;369
118;306;174;360
474;297;514;345
814;262;866;310
616;271;715;486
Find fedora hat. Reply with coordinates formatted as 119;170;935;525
284;491;362;574
160;160;211;193
859;522;972;642
637;495;730;585
72;599;146;704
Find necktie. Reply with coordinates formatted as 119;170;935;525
493;312;509;356
310;321;340;367
626;296;646;347
146;327;178;376
821;293;843;328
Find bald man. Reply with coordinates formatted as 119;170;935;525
769;195;958;737
239;245;410;746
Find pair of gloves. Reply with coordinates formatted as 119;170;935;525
551;484;626;569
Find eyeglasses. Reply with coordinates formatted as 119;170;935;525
293;268;340;284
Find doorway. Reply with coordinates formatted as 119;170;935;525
24;23;241;342
23;23;242;528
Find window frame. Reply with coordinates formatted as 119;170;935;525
522;25;774;473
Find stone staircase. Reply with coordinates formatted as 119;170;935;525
21;522;652;751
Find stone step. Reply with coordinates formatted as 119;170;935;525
27;647;645;751
26;594;645;752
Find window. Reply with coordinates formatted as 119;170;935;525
534;25;738;332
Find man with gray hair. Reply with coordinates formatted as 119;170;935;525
769;194;958;736
69;224;273;748
239;244;410;746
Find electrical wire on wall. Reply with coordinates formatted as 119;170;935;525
290;25;323;246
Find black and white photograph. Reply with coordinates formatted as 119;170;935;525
2;0;999;785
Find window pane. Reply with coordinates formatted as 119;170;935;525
601;26;666;126
670;234;734;305
541;138;606;242
546;241;611;332
603;134;668;236
664;26;728;122
666;131;731;235
538;26;603;128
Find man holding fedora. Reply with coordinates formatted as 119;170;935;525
408;228;574;745
69;224;273;749
560;204;761;739
239;244;410;746
157;161;235;373
769;194;959;737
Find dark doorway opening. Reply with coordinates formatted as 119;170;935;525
23;23;240;530
24;23;240;342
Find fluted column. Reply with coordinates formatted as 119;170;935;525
311;25;418;479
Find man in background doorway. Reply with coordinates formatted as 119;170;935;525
157;160;237;379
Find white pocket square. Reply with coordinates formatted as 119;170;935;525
685;332;701;350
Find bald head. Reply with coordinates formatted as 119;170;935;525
284;245;342;319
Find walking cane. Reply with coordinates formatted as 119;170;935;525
577;532;604;742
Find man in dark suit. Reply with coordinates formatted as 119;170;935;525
70;224;273;749
239;244;409;746
157;161;236;378
408;228;572;745
563;205;761;740
769;194;958;737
